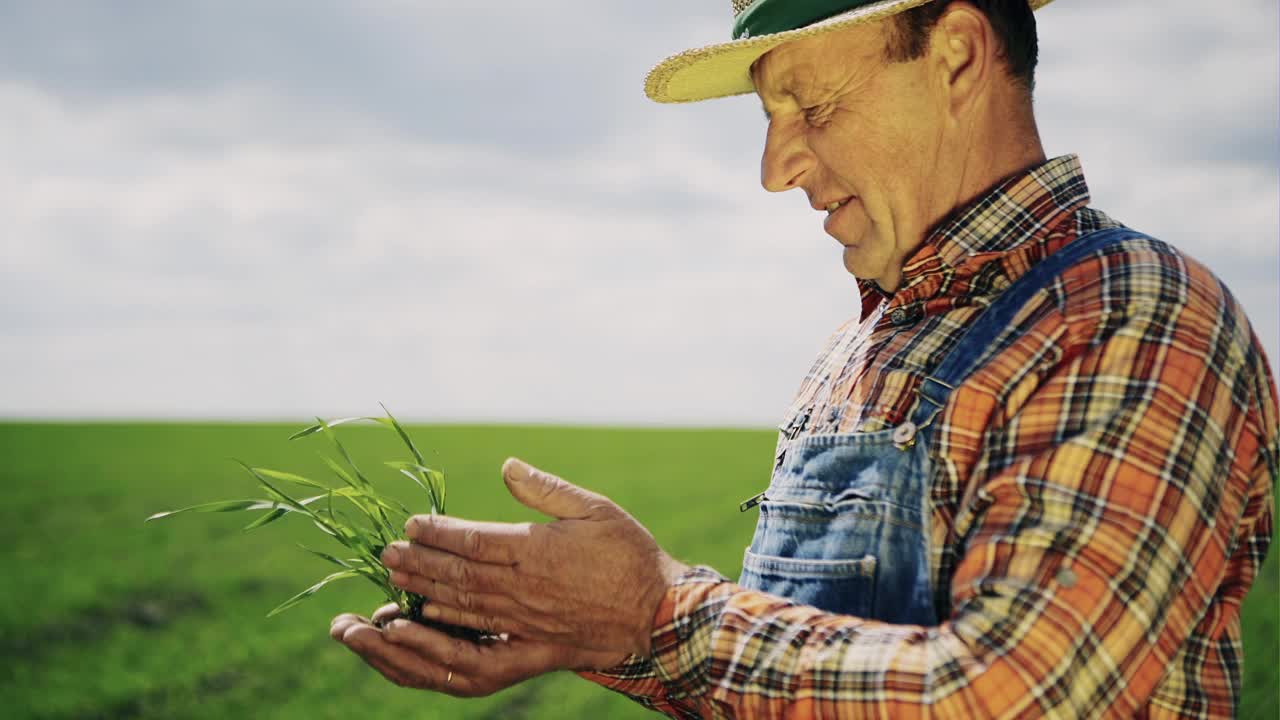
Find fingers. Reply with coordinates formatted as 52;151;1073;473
388;570;523;626
418;603;503;637
382;619;490;675
403;515;527;564
330;612;371;640
331;614;478;696
415;584;575;641
341;622;419;688
331;615;413;686
332;610;588;698
382;618;565;687
418;601;561;641
372;603;403;626
501;457;618;521
383;541;515;595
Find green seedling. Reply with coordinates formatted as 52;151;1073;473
146;405;477;638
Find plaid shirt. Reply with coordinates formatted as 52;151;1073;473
580;156;1279;718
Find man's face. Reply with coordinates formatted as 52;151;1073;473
751;21;942;290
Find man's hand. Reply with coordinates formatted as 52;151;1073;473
330;603;621;697
380;457;689;660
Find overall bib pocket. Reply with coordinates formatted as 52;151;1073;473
739;432;933;622
740;548;878;618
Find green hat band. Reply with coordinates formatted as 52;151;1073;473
731;0;885;40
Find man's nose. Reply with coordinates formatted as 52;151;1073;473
760;117;813;193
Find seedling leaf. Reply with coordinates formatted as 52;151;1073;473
268;570;360;616
299;544;354;569
146;499;270;522
379;403;426;466
241;494;326;531
148;406;454;621
288;416;385;440
320;455;358;489
251;468;330;490
315;420;374;490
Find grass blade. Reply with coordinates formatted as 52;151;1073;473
315;420;374;490
240;495;326;532
147;407;452;623
250;468;331;491
332;486;391;533
268;570;360;617
339;482;412;516
379;404;447;512
320;455;359;490
379;403;426;467
243;507;287;531
325;508;383;564
391;467;439;513
305;419;397;537
312;518;339;538
288;416;383;440
146;499;271;522
385;461;445;514
384;461;441;479
240;463;311;514
299;544;354;570
239;463;360;547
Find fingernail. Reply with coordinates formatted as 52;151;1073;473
382;545;401;568
503;457;526;480
422;604;440;620
390;570;408;586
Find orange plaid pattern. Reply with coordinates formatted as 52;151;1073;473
580;156;1278;718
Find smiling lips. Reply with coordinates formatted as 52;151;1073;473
819;196;859;242
816;197;855;215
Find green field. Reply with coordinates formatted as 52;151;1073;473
1;422;1276;719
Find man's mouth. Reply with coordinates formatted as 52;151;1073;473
822;198;854;215
821;196;858;240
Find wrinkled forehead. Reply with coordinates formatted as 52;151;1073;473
749;38;824;104
749;21;890;99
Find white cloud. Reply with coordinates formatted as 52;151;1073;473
1;1;1275;424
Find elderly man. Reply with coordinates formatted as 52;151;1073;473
331;0;1278;716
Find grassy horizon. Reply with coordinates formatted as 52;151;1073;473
2;422;1275;719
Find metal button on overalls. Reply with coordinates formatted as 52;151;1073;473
892;421;918;448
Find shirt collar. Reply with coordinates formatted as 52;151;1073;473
857;154;1091;317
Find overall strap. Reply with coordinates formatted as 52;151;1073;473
910;227;1149;428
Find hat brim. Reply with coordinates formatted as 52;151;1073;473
645;0;1056;104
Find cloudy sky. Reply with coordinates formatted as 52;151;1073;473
1;0;1276;426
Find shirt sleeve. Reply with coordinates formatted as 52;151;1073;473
576;577;742;719
578;251;1277;718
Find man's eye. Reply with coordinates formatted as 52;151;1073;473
804;104;833;127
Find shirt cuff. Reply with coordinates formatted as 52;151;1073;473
648;565;735;700
576;652;660;689
576;565;731;711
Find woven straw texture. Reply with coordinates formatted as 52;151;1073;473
646;0;1057;103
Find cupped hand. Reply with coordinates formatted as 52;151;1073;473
330;603;622;697
380;457;689;659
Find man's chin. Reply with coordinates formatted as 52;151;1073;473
842;251;859;278
842;246;874;280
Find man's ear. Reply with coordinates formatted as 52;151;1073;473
929;2;995;121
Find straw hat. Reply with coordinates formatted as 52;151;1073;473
646;0;1056;103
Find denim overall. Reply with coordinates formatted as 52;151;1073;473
738;228;1142;625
